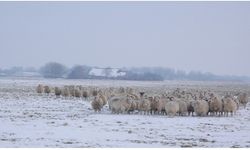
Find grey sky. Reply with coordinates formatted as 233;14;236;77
0;2;250;76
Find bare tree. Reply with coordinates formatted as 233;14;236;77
40;62;67;78
67;65;91;79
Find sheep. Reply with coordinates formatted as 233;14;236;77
126;87;134;94
194;100;209;117
98;93;107;106
82;90;89;99
238;93;248;108
120;98;132;114
222;97;237;116
138;98;151;115
118;87;125;94
128;100;137;114
36;84;43;93
69;86;75;97
208;96;223;116
74;88;82;98
148;96;158;115
91;96;103;112
92;90;98;97
54;87;61;97
156;97;169;115
128;100;140;113
128;93;140;100
139;92;145;99
165;100;179;117
187;100;196;116
109;96;131;114
34;85;244;117
126;94;136;100
177;100;188;116
153;96;164;115
76;85;82;90
44;85;51;94
62;87;70;97
233;97;240;110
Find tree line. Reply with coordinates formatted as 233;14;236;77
0;62;249;82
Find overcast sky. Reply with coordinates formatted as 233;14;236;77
0;2;250;76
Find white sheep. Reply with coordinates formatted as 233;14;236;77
69;85;75;97
177;100;188;116
156;97;169;115
208;96;223;116
74;88;82;98
139;98;151;115
109;96;131;114
62;87;70;97
222;97;237;116
98;93;107;106
148;96;158;115
194;100;209;117
165;100;179;117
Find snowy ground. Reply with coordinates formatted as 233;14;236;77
0;77;250;148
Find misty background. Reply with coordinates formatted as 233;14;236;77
0;2;250;81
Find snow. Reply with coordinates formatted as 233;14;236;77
0;77;250;147
14;71;42;77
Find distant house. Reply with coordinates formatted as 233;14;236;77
88;67;126;78
89;68;105;77
107;68;126;77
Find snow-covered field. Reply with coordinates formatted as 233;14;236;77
0;77;250;148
